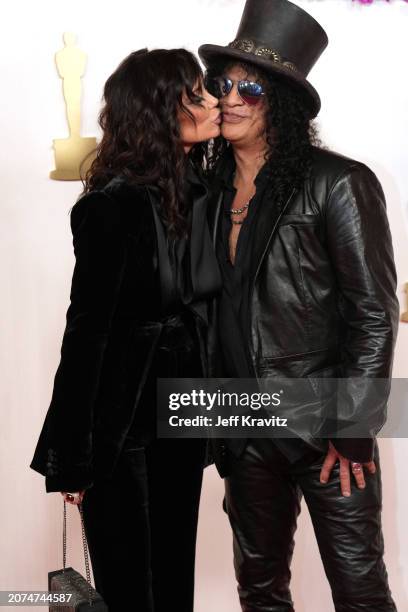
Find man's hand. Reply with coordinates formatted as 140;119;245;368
320;441;376;497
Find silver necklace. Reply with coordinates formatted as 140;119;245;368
230;201;250;215
229;195;254;224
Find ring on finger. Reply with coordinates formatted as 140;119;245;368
351;462;363;473
66;493;80;502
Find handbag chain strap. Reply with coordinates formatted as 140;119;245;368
63;500;93;605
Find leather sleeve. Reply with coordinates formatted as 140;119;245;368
30;191;128;492
324;164;399;462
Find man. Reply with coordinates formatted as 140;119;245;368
198;0;399;610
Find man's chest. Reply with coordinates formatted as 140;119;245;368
224;188;258;265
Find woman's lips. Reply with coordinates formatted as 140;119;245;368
222;112;247;123
213;115;222;125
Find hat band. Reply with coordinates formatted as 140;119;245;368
228;39;299;73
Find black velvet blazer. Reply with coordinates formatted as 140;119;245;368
30;173;221;493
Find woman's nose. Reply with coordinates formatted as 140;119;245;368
208;92;219;107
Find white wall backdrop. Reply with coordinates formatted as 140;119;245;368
1;1;407;611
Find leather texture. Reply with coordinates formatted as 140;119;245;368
207;146;400;473
224;438;397;611
29;174;220;493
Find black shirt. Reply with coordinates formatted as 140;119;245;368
216;152;314;463
217;160;269;378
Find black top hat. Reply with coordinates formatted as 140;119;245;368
198;0;328;117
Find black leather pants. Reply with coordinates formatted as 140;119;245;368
80;437;206;612
224;439;397;612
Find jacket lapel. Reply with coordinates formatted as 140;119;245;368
249;185;297;292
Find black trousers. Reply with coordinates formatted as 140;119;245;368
80;436;206;612
224;438;397;612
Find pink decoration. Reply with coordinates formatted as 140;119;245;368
353;0;408;4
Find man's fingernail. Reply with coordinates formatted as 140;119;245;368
320;478;327;483
343;491;350;497
358;484;365;489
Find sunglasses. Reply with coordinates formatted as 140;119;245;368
205;76;265;106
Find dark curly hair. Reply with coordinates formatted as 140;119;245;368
205;60;321;208
82;48;207;236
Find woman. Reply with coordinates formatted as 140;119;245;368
29;48;222;612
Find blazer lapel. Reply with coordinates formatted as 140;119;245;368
145;185;177;314
209;185;224;247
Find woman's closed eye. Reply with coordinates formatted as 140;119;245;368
190;90;205;104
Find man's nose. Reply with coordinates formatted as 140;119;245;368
222;83;243;106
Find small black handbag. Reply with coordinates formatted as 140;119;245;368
48;500;108;611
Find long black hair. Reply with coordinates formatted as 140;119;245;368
205;60;321;207
83;48;207;236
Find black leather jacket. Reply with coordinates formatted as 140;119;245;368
207;146;399;471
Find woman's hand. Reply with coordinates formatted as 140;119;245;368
61;490;86;505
